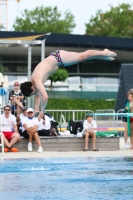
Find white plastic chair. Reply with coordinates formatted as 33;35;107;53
0;107;4;156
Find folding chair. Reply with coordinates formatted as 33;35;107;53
0;107;4;156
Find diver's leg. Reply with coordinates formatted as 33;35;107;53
60;49;117;66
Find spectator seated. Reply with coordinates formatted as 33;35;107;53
9;82;26;116
0;105;21;152
37;112;57;136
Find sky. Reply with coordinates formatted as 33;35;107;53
7;0;133;34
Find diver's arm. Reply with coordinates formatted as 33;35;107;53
35;93;41;112
34;81;48;112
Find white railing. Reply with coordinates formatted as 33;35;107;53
95;109;116;129
116;109;125;137
45;109;94;124
44;110;128;136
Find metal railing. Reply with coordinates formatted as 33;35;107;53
116;109;125;137
45;109;94;124
95;109;116;131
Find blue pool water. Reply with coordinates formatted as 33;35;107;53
0;157;133;200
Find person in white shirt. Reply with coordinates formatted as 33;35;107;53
21;108;43;153
1;105;21;152
20;108;28;121
37;112;57;136
82;113;99;152
9;82;25;116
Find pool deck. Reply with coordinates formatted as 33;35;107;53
1;138;133;159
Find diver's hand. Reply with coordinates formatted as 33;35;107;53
33;111;39;117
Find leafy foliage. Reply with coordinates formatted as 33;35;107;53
85;3;133;38
13;6;76;33
48;68;68;91
0;24;4;30
0;65;4;73
47;98;115;110
48;68;68;82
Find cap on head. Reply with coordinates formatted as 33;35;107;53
86;113;94;118
27;108;34;113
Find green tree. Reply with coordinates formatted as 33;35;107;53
48;68;68;91
0;65;4;73
0;24;4;30
13;6;76;33
85;3;133;38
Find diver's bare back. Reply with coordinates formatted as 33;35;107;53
31;55;59;84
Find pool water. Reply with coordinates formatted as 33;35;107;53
0;157;133;200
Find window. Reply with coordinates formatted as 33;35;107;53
80;62;94;73
65;64;77;73
79;60;121;74
81;77;119;91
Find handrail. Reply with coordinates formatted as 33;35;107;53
45;109;94;123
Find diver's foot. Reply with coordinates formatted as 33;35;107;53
103;48;117;58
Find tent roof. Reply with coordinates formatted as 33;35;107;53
0;31;132;51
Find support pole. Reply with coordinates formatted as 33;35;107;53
40;39;46;109
41;33;51;61
27;45;32;108
41;39;45;61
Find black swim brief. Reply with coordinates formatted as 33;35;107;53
50;50;64;67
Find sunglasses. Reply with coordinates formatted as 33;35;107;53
28;111;33;114
4;109;10;111
14;84;19;86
